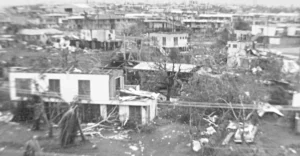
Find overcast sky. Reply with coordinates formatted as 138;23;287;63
0;0;299;7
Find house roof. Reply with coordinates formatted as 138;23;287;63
89;14;127;20
198;14;233;18
42;13;68;17
182;19;229;23
131;61;197;73
10;66;122;75
66;16;85;20
18;29;63;35
72;3;92;9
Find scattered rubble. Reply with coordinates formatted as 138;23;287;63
257;103;284;117
234;123;258;143
0;112;13;123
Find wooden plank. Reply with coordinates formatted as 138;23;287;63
222;132;235;145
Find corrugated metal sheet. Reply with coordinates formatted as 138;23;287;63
132;61;196;73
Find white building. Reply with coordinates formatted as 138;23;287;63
251;24;300;45
9;67;158;124
18;29;63;44
182;19;230;30
80;29;116;41
149;32;189;49
252;24;300;37
227;41;253;68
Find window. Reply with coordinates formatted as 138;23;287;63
228;44;231;48
15;78;31;97
174;37;178;46
129;106;142;124
162;37;166;46
260;28;264;34
48;79;60;94
232;44;237;48
295;30;300;36
115;77;121;90
78;80;90;99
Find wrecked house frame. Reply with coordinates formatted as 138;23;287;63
9;67;158;124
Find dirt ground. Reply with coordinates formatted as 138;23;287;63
1;80;300;156
0;116;300;156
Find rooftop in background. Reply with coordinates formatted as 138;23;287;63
149;32;189;35
9;66;122;75
131;61;197;73
42;13;68;17
198;14;233;17
88;14;130;20
18;29;63;35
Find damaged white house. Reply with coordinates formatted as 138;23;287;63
9;67;159;124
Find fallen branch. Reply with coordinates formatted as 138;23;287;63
82;106;118;132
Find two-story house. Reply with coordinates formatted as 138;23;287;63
9;67;158;124
149;32;189;52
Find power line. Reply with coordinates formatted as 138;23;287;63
1;86;300;111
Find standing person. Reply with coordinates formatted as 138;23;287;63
31;95;49;131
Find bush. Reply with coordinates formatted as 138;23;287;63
11;101;34;122
139;123;156;134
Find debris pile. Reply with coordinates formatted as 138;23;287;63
120;88;166;102
0;112;14;123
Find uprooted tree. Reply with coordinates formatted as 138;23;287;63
58;104;86;147
139;47;189;101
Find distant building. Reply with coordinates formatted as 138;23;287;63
80;29;116;41
226;41;253;68
65;15;137;33
251;24;300;45
52;3;95;14
182;18;230;31
149;32;189;51
41;13;68;27
9;67;158;124
18;29;63;44
124;13;159;20
144;19;178;32
70;29;122;51
234;30;252;41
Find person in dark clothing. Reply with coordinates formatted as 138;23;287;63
23;135;42;156
31;95;49;131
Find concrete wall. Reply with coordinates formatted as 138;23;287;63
9;72;112;103
149;33;189;48
269;37;300;45
251;25;277;36
287;27;300;36
293;93;300;107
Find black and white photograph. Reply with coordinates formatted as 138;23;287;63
0;0;300;155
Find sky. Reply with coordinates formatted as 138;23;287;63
0;0;300;7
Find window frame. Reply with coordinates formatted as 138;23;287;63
48;79;61;95
78;80;91;100
162;37;166;46
174;37;178;46
15;78;31;97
